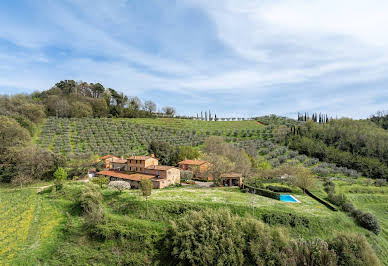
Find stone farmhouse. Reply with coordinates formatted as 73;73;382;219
96;155;180;189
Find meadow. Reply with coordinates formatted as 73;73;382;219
0;184;65;265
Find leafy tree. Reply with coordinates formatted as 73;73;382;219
143;100;156;113
92;176;110;188
0;116;30;155
140;179;152;214
148;140;178;165
90;83;105;98
292;167;316;193
71;101;93;117
203;154;234;185
11;173;33;189
177;146;199;161
162;106;176;116
54;167;67;190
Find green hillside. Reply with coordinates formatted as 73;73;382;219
1;181;386;265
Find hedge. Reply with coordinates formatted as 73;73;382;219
305;189;337;211
242;184;281;200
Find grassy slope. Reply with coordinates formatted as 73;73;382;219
0;184;65;264
0;182;386;264
334;180;388;264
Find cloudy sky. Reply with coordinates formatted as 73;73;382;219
0;0;387;118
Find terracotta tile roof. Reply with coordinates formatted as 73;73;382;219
100;155;119;160
178;160;208;166
146;165;175;171
96;170;155;181
111;158;127;164
220;172;242;178
128;156;157;160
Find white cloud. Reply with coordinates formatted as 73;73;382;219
0;0;387;118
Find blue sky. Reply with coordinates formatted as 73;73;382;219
0;0;387;118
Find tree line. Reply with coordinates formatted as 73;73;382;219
34;80;176;118
287;119;388;179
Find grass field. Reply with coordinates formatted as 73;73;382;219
0;184;65;265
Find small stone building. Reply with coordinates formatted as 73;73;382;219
220;172;243;187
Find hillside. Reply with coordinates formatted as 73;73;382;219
1;180;386;265
36;117;265;156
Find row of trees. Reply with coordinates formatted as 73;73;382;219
297;112;331;123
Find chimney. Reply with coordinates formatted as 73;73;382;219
151;154;155;158
120;156;124;159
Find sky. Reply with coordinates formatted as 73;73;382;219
0;0;387;119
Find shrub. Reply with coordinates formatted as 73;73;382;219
164;209;246;265
77;183;105;231
262;212;310;228
341;202;355;213
164;209;289;266
354;212;381;235
282;238;337;266
54;167;67;190
374;179;387;187
108;181;131;192
323;181;335;194
327;193;347;207
328;233;381;266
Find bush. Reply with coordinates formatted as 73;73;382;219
328;233;381;266
262;212;310;228
323;181;335;194
282;238;337;266
354;212;381;235
266;185;292;193
374;179;387;187
341;202;355;213
327;193;347;207
164;209;289;266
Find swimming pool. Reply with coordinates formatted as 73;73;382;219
280;195;300;203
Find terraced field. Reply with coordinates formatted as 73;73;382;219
0;185;64;264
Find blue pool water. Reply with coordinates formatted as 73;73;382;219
280;195;299;203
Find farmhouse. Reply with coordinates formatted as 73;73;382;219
178;160;212;180
97;155;180;189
